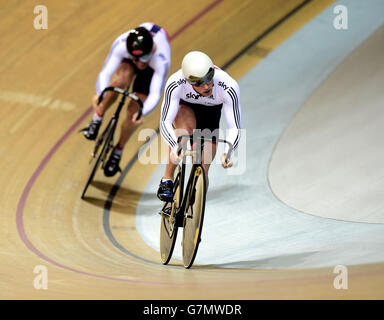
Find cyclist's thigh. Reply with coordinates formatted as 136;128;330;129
174;104;196;136
127;92;147;115
112;59;136;88
201;141;217;167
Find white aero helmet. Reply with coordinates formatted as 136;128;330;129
181;51;215;86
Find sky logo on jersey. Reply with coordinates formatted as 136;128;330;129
159;53;166;61
218;81;229;90
177;79;187;85
186;92;202;99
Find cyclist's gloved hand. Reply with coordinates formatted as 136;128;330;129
221;153;233;168
131;111;144;125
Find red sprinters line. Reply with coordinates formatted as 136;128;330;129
16;0;223;284
169;0;223;41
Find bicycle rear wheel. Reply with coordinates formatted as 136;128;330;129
159;165;182;265
182;165;207;269
81;120;115;199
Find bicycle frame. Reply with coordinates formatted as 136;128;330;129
80;86;143;199
159;133;234;267
98;86;143;120
91;87;143;156
171;134;233;227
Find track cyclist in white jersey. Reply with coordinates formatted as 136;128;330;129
157;51;242;201
82;22;171;177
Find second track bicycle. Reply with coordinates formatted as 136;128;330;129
80;86;143;199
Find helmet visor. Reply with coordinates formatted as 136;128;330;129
187;67;215;86
138;50;153;63
132;50;153;63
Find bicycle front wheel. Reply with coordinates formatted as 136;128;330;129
159;165;182;265
182;165;207;269
81;120;115;199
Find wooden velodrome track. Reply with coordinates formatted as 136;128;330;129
1;0;383;300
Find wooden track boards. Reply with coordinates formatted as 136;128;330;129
3;0;382;300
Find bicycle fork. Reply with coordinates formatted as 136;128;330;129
183;165;202;219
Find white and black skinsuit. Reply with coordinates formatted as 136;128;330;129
96;22;171;116
160;67;242;154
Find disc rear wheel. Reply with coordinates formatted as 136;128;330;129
182;165;207;269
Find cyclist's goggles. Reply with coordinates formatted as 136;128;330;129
187;67;215;86
132;51;153;63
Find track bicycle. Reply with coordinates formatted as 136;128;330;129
80;86;143;199
159;134;233;269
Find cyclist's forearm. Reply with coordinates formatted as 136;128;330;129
160;121;177;149
95;91;118;116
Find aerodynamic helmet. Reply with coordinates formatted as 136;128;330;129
126;27;154;62
181;51;215;86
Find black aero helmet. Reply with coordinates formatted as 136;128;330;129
126;27;153;58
